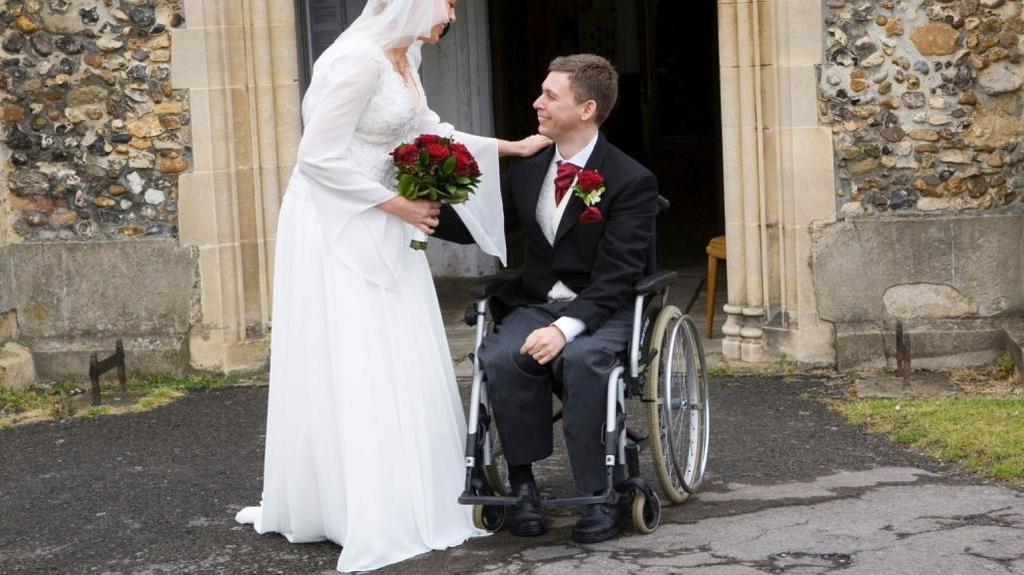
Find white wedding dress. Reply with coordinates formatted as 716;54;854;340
235;37;503;573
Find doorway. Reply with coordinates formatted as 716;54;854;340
488;0;724;268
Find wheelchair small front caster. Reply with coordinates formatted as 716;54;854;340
631;488;661;534
472;504;507;532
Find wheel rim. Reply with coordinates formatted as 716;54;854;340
661;317;693;489
682;316;710;489
648;306;691;503
662;317;708;493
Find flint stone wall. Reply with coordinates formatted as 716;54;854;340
1;0;189;240
821;0;1024;216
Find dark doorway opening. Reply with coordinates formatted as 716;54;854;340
489;0;724;268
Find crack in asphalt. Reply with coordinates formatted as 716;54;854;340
892;506;1024;540
963;548;1022;574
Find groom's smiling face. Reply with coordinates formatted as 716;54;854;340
534;71;594;141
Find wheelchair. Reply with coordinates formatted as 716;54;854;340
457;265;711;535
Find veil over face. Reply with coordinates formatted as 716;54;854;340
340;0;451;52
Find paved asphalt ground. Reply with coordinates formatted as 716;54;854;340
2;374;1023;574
2;274;1023;573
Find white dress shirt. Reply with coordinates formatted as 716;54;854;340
535;134;600;342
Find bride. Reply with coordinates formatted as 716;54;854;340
234;0;549;572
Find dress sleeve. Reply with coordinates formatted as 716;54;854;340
295;44;407;288
298;45;394;219
415;108;507;266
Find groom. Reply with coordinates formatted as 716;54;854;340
438;54;659;543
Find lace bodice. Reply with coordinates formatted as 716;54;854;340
347;49;425;189
291;39;506;288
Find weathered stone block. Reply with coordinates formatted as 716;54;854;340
883;284;979;319
0;342;36;391
5;239;198;378
813;214;1023;323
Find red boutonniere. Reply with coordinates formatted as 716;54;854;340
573;169;605;224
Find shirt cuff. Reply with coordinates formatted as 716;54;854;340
551;316;587;343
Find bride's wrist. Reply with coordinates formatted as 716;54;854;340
378;194;404;214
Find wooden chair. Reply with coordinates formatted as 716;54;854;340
705;235;727;338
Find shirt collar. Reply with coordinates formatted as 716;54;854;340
554;132;600;168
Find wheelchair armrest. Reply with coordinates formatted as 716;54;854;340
635;271;678;297
658;195;670;214
469;273;517;300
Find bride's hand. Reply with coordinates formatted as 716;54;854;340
498;134;553;158
379;196;442;235
516;134;553;157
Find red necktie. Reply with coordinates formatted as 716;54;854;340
554;161;581;205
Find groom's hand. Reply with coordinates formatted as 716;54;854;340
520;326;567;366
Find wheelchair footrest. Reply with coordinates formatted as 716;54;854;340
459;494;521;506
542;493;615;508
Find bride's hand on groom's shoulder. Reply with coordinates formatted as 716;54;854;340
517;134;553;157
499;134;553;158
379;196;442;235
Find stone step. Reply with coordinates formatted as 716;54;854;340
1000;319;1024;381
837;318;1024;374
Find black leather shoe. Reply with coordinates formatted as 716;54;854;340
571;500;626;544
509;481;547;537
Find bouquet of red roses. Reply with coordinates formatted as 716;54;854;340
390;134;482;250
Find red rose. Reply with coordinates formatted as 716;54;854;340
426;143;450;163
391;143;420;168
453;148;476;175
416;134;442;145
576;170;604;191
579;206;604;224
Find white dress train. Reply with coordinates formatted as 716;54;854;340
235;39;500;573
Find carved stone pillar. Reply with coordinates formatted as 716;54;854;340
718;0;837;365
172;0;301;372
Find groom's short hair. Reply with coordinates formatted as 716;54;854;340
549;54;619;125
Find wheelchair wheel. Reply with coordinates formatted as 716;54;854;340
679;315;710;492
482;424;511;496
472;504;507;532
647;306;710;502
631;488;662;534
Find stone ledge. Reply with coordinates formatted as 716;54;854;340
25;335;189;380
836;318;1024;372
0;342;37;391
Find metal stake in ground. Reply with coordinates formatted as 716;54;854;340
895;322;911;388
89;340;127;406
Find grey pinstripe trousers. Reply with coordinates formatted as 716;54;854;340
477;302;633;493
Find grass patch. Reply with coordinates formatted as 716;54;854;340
136;387;186;411
994;353;1017;382
838;395;1024;486
0;371;263;429
82;405;114;418
707;355;827;380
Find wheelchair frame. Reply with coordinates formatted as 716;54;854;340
458;270;710;534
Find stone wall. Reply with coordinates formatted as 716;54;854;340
822;0;1024;215
1;0;189;240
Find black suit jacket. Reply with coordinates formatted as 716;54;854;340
437;133;659;334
